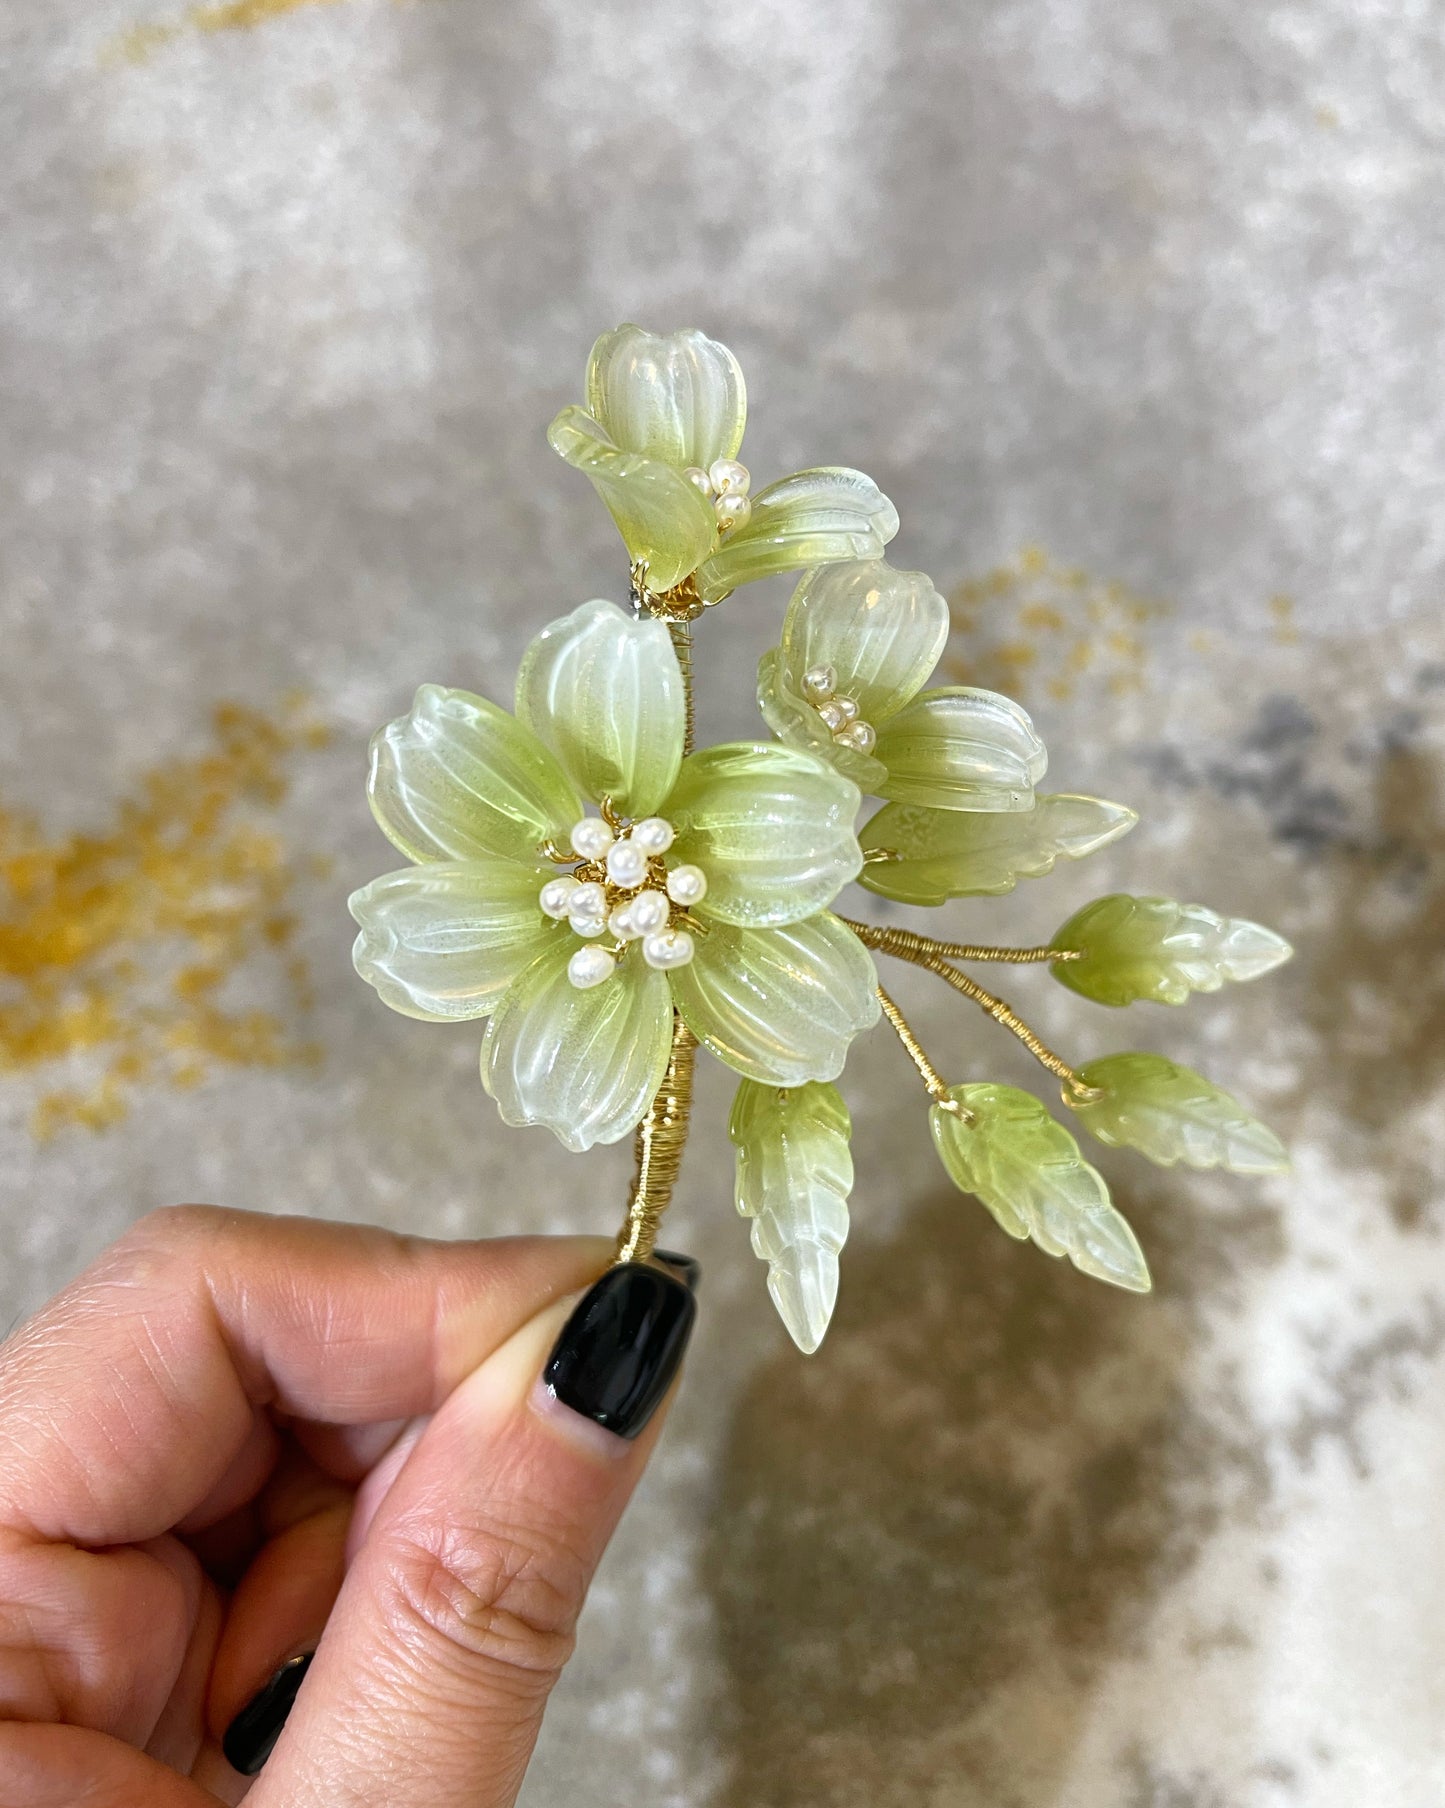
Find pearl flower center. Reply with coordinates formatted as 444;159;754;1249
800;664;877;756
538;812;709;989
681;458;753;535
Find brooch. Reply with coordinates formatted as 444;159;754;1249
350;325;1290;1352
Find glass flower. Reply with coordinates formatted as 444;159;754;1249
349;598;879;1153
547;324;900;603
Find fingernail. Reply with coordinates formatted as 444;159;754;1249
652;1248;701;1292
222;1652;313;1776
543;1262;696;1440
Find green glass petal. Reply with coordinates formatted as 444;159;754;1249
349;860;562;1021
515;598;686;818
693;468;900;603
728;1079;852;1354
756;647;888;793
930;1083;1151;1292
368;684;580;865
1051;894;1294;1007
779;560;949;725
666;742;863;928
671;912;879;1085
859;793;1138;906
481;942;674;1153
1073;1052;1289;1174
546;406;718;591
872;686;1047;812
585;323;747;469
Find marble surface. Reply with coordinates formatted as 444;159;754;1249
3;2;1444;1802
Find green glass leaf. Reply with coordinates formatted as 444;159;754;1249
693;467;900;602
756;647;888;793
858;793;1138;906
1072;1053;1288;1173
481;942;674;1152
872;686;1046;812
515;598;686;818
666;741;863;928
1051;894;1293;1007
349;859;562;1021
930;1083;1151;1292
778;560;950;727
671;911;879;1085
547;405;718;591
728;1079;853;1353
368;684;579;865
585;323;747;469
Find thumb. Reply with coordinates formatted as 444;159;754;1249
247;1258;696;1808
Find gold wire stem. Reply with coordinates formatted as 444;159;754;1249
668;619;695;756
875;984;970;1119
920;957;1101;1102
839;917;1077;964
614;1015;698;1264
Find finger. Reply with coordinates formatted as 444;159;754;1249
0;1724;215;1808
248;1261;696;1808
0;1208;612;1545
0;1212;609;1743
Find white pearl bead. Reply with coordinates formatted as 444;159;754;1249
834;719;878;755
567;944;617;989
605;837;649;889
801;664;837;702
630;816;675;856
538;875;581;919
566;882;608;935
642;928;695;971
627;888;670;935
683;465;714;497
708;458;750;496
569;816;614;860
714;492;752;531
832;695;860;724
816;699;848;732
665;864;708;907
608;902;640;942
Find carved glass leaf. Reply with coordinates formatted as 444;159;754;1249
1051;893;1293;1007
728;1079;853;1353
1072;1052;1288;1173
929;1082;1151;1292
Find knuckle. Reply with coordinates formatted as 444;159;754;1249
380;1512;586;1697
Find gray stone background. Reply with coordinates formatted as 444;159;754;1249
3;1;1444;1802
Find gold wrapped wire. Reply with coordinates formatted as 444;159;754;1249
615;1015;697;1264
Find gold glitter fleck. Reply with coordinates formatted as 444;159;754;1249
0;700;327;1140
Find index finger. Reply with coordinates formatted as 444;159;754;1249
0;1206;609;1546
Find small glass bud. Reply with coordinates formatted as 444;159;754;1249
567;944;618;989
627;888;670;934
539;875;581;919
714;493;752;531
801;664;837;702
683;465;714;497
708;457;750;496
630;816;675;855
665;864;708;907
605;837;649;889
569;816;614;860
642;928;696;971
834;719;878;755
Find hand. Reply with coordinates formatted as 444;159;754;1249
0;1206;697;1805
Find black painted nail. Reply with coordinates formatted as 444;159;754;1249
652;1248;701;1293
223;1652;313;1776
544;1263;696;1439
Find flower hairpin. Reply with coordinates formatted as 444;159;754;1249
350;325;1291;1353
